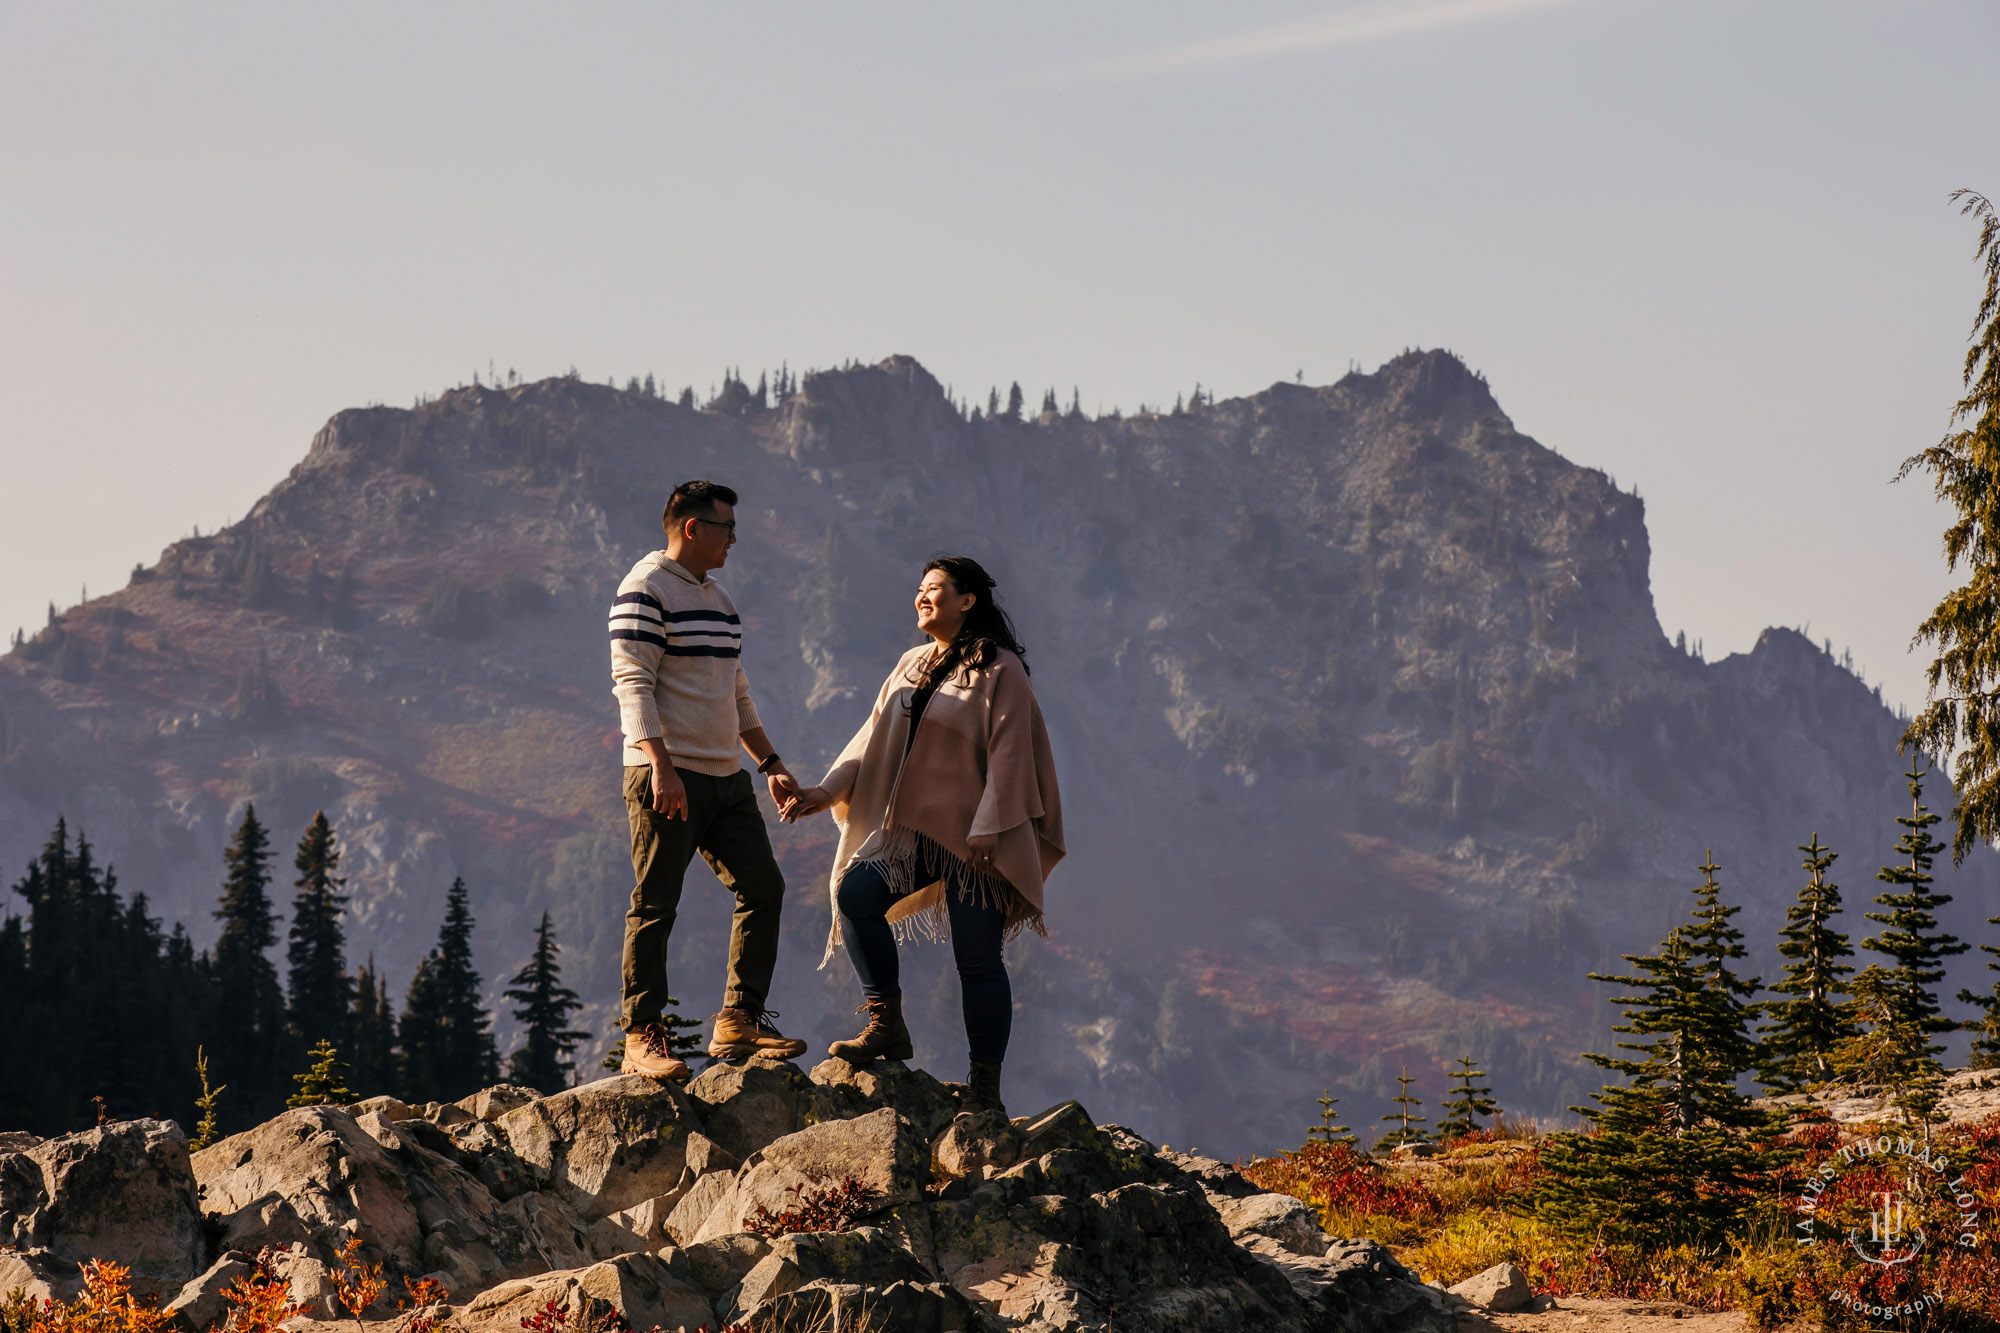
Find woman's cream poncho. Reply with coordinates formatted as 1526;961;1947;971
816;643;1064;966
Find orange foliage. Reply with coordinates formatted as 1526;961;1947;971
25;1262;176;1333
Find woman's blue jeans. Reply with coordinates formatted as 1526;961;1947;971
835;845;1012;1064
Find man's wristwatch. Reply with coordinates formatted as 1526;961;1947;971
756;753;784;775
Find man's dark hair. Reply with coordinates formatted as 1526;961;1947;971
663;480;738;533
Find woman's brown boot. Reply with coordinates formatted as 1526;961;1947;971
965;1059;1005;1115
828;995;913;1063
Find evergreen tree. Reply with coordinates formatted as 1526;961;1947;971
1040;387;1058;416
286;1039;354;1107
1834;968;1948;1133
1855;759;1967;1056
1377;1066;1428;1149
1535;854;1775;1245
1758;834;1858;1091
1901;191;2000;861
1958;908;2000;1067
1005;382;1024;421
399;878;498;1102
1306;1091;1355;1146
502;912;587;1094
286;813;351;1054
211;804;288;1125
985;387;1000;418
1436;1055;1500;1140
348;958;399;1098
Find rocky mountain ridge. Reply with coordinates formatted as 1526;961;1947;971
0;350;1991;1156
0;1057;1455;1333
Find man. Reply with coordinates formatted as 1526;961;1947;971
609;479;808;1079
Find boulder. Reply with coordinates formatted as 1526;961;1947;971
0;1133;41;1154
196;1104;592;1299
0;1248;77;1304
342;1096;414;1123
1161;1148;1262;1199
1260;1237;1456;1331
717;1229;959;1328
663;1169;741;1247
163;1251;255;1331
732;1109;928;1230
1449;1260;1532;1312
1013;1100;1104;1156
685;1061;828;1161
930;1111;1024;1181
265;1243;339;1318
453;1252;712;1333
1214;1192;1328;1257
454;1086;541;1123
0;1119;205;1298
808;1059;962;1137
496;1075;701;1219
680;1232;770;1294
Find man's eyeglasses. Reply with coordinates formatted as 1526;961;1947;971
693;518;737;534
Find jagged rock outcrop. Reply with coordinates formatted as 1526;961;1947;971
0;1119;204;1300
0;1060;1454;1332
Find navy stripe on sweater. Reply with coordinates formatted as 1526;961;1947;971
609;629;741;657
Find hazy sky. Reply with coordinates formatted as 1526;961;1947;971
2;1;1993;712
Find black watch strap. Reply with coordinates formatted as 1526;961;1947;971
757;752;783;774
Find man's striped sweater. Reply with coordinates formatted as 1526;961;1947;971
608;552;763;776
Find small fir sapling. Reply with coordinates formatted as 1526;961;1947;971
1436;1055;1499;1141
1377;1065;1429;1149
189;1046;226;1150
1306;1090;1356;1146
287;1039;354;1108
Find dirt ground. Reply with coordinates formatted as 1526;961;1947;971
1456;1296;1806;1333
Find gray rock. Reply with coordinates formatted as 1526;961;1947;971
0;1248;77;1304
930;1110;1024;1181
1215;1191;1328;1257
808;1058;962;1137
1263;1237;1456;1331
686;1060;829;1161
454;1086;542;1123
1013;1100;1103;1155
719;1229;954;1327
163;1251;255;1331
664;1169;741;1246
496;1074;701;1219
452;1253;712;1333
0;1119;205;1298
0;1133;42;1155
680;1232;770;1294
342;1095;414;1123
732;1108;928;1230
1161;1148;1261;1199
266;1243;339;1318
196;1104;592;1299
1449;1260;1532;1312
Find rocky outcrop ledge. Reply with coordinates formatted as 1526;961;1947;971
0;1059;1451;1333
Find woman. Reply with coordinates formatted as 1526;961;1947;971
781;556;1063;1114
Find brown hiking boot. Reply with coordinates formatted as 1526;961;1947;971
827;996;913;1064
708;1006;808;1060
622;1022;690;1081
964;1059;1005;1115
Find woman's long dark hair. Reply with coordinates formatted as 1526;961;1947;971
913;555;1028;690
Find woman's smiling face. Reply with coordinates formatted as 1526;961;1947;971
915;568;973;642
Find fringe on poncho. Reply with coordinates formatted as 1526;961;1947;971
816;644;1064;966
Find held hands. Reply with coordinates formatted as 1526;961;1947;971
966;833;998;874
765;764;801;811
779;786;833;823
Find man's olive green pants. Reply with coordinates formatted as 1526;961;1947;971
621;764;785;1031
